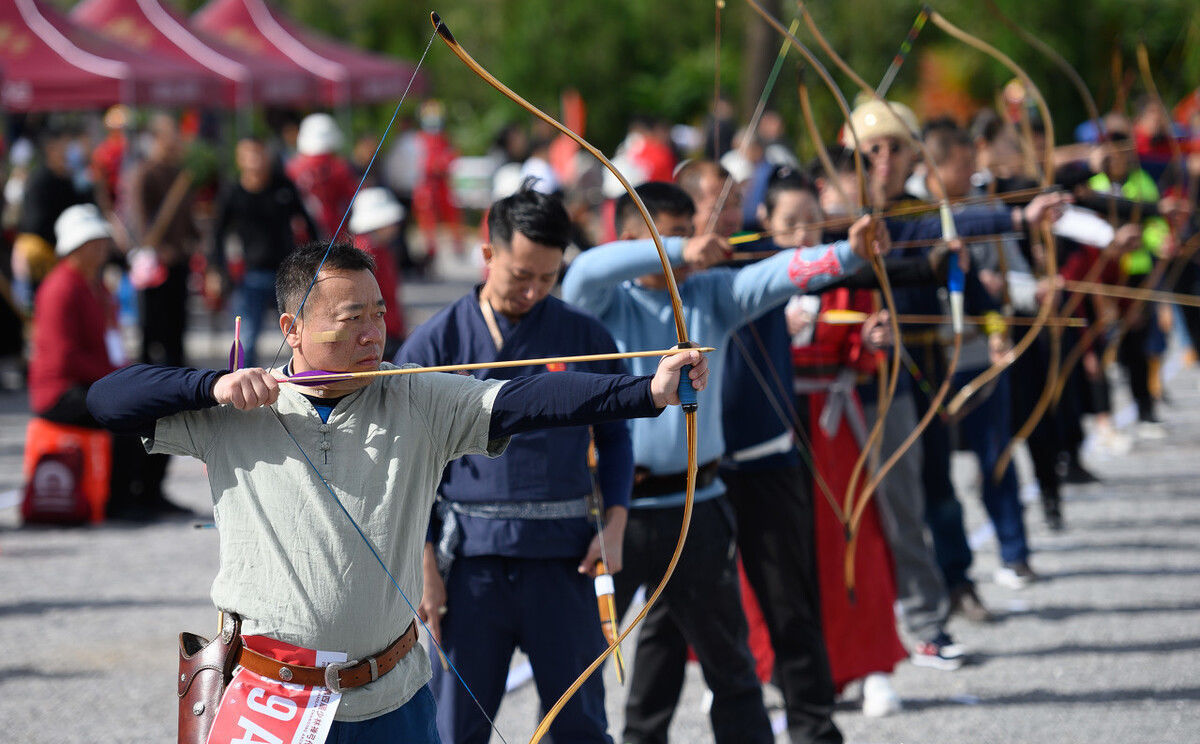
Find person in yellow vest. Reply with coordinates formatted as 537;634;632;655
1088;131;1170;435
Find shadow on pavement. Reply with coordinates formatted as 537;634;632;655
990;636;1200;659
0;596;210;618
900;685;1200;710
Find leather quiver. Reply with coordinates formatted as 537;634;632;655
177;613;241;744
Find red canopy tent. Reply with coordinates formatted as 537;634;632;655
72;0;317;108
192;0;425;107
0;0;219;112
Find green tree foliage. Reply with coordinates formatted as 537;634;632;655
169;0;1198;156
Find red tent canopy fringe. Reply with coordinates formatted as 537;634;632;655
0;0;219;112
192;0;425;107
72;0;317;108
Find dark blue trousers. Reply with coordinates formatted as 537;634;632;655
327;685;440;743
432;556;611;744
952;370;1030;564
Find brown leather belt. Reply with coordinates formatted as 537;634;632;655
235;621;418;693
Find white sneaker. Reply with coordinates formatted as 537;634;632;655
862;673;902;717
994;562;1038;589
1135;422;1167;440
1098;427;1133;456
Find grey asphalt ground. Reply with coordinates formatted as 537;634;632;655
2;257;1198;742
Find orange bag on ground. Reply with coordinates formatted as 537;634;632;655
22;418;111;525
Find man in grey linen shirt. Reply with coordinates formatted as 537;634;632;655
87;242;709;741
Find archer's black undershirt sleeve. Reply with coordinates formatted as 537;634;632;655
87;364;226;436
489;371;663;439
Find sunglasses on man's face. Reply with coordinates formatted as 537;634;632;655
866;140;904;157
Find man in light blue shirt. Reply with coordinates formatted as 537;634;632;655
561;168;883;744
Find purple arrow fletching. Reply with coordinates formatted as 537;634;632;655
229;316;244;372
228;341;244;372
285;369;353;387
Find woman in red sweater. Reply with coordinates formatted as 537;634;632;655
30;204;177;520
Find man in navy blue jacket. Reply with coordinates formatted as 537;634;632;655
397;188;632;744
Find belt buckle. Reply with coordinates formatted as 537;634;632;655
323;659;357;694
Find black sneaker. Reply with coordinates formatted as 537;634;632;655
1062;462;1100;485
1045;509;1065;532
949;583;994;623
911;632;965;671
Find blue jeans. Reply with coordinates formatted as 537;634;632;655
952;369;1030;565
327;685;441;743
234;269;278;369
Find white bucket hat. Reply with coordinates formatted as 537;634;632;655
349;188;405;235
55;204;112;257
842;99;920;148
296;113;343;156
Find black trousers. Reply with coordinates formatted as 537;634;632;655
1009;330;1063;513
1174;260;1200;353
37;385;155;514
724;465;842;744
138;259;188;496
139;260;189;367
1117;313;1156;422
614;497;773;744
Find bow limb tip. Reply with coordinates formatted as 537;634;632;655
429;12;455;43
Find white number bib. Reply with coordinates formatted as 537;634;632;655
206;636;344;744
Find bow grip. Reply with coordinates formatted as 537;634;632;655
940;203;965;334
947;261;965;335
675;342;699;413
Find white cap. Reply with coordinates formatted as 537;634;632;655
491;162;526;202
519;157;561;194
718;150;753;183
600;153;648;200
349;188;405;235
55;204;112;256
842;99;920;148
296;113;343;156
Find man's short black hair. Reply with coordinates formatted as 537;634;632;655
924;124;972;166
921;115;960;138
276;242;376;315
969;109;1005;145
487;186;571;251
614;182;695;236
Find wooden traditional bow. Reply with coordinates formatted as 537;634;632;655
795;1;967;599
698;15;855;528
742;1;903;562
980;2;1113;479
428;13;699;744
929;10;1061;427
